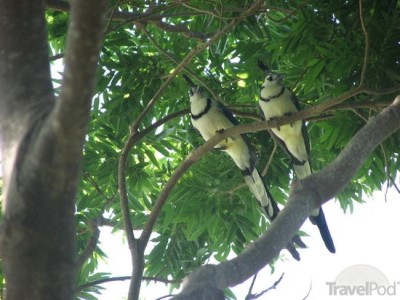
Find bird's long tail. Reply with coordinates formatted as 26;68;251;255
243;168;277;219
293;161;311;180
242;168;307;260
293;160;335;253
310;208;336;253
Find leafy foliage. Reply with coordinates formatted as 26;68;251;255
43;0;400;298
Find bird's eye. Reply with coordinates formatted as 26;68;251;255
189;90;194;96
267;75;273;82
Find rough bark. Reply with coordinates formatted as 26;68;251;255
0;0;107;299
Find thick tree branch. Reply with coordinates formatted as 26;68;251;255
0;2;54;118
0;1;54;201
54;0;107;144
171;96;400;299
0;0;107;299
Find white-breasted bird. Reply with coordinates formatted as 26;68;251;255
257;61;335;253
184;75;306;260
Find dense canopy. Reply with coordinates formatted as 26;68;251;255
50;0;400;297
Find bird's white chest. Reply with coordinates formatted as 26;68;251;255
190;96;250;170
190;95;208;116
259;89;297;119
191;99;229;140
259;89;302;139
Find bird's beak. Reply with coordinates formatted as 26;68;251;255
276;74;285;81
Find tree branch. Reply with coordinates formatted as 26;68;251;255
54;0;107;143
301;282;312;300
358;0;370;86
298;85;400;121
0;0;107;299
261;141;277;177
77;275;181;291
171;96;400;299
151;20;215;40
104;0;123;34
142;27;222;103
266;3;305;23
245;273;284;300
0;0;54;148
76;219;101;271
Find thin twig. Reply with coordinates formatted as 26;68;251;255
179;2;235;20
300;85;400;119
221;182;247;195
152;20;214;39
82;171;115;205
75;174;116;270
301;282;312;300
261;142;277;177
77;275;181;291
245;273;258;300
129;108;189;147
155;294;177;300
142;27;222;103
358;0;370;86
76;219;101;270
245;273;284;299
388;174;400;194
105;0;123;33
350;109;368;123
229;109;260;121
380;144;390;202
266;3;304;23
118;140;137;251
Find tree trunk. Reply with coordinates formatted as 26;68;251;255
0;0;107;299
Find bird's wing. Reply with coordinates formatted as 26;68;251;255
218;101;258;164
290;92;312;163
259;104;305;165
216;101;239;125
